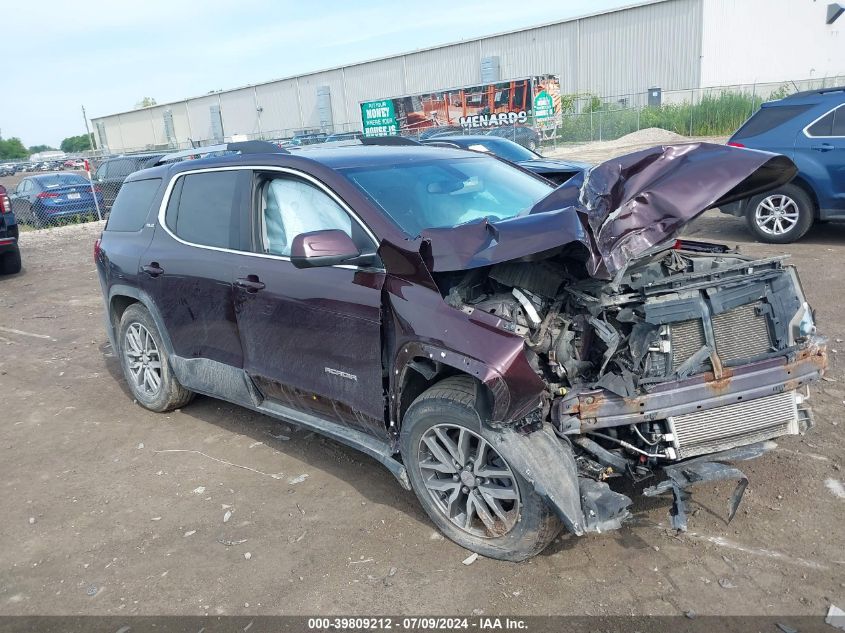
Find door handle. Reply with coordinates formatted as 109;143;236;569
235;275;265;292
141;262;164;277
811;143;834;152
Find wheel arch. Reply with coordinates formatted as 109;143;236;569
787;176;821;218
394;351;495;432
107;285;176;357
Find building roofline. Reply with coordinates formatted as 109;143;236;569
91;0;670;121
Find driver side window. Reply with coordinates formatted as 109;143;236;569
260;176;368;257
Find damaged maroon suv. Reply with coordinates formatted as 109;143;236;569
95;139;826;561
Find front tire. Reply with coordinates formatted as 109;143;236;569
745;184;814;244
118;304;194;412
400;376;561;561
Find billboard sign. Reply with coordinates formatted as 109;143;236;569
360;99;399;137
360;74;561;136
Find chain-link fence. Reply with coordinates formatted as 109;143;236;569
3;74;842;230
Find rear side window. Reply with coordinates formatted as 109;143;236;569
106;179;161;232
806;105;845;137
732;104;813;140
109;158;137;179
165;171;240;249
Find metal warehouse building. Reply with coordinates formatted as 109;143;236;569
91;0;844;153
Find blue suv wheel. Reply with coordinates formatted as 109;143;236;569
745;183;814;243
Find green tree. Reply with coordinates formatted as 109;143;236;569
584;94;604;113
135;96;157;108
28;144;56;154
0;137;28;160
60;134;94;153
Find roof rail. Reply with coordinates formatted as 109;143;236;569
781;86;845;100
360;136;421;146
155;140;287;165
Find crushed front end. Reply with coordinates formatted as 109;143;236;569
439;241;826;532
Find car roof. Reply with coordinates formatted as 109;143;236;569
426;135;499;143
767;86;845;107
31;172;86;180
131;145;479;181
103;153;164;163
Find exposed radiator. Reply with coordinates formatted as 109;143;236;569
713;302;772;362
670;319;708;372
669;302;773;373
667;391;798;459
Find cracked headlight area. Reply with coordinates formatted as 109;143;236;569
792;301;816;342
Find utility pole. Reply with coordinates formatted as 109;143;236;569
81;105;95;150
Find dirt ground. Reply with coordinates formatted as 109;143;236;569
0;143;843;619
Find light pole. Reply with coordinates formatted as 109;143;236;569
81;105;95;151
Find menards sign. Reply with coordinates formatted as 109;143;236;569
359;74;561;137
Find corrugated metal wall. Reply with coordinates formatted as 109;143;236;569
92;0;704;152
578;0;702;99
700;0;845;87
480;21;581;93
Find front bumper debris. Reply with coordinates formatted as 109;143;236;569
556;339;827;433
643;441;775;531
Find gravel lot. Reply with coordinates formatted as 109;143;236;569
0;141;843;619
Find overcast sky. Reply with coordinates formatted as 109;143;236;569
2;0;633;148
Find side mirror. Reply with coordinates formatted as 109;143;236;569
290;229;360;269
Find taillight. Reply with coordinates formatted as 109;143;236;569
727;141;745;148
1;194;9;213
37;192;59;199
94;237;102;263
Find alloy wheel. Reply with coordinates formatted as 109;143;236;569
124;322;163;397
417;424;521;538
754;194;800;236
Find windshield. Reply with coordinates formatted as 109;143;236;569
341;156;553;236
470;139;539;162
39;174;89;188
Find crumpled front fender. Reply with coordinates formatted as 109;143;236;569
488;425;633;537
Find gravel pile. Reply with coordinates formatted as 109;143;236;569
545;128;728;164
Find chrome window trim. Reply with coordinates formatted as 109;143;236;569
802;103;845;139
155;165;384;271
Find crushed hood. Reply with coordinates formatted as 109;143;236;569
414;143;796;279
418;208;591;272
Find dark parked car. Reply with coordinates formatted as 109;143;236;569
484;124;541;150
95;140;825;561
721;86;845;243
421;135;589;185
93;153;164;212
287;133;328;147
417;125;465;140
0;185;21;274
9;173;104;227
324;131;364;143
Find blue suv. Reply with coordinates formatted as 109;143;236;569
721;87;845;243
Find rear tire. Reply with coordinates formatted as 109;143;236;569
400;376;561;561
745;184;814;244
118;303;194;412
0;248;21;275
